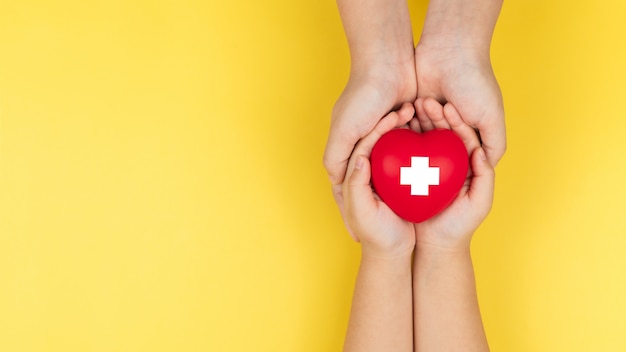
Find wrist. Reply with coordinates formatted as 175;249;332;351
361;247;414;265
361;242;415;262
419;24;491;57
338;0;415;76
349;52;416;86
344;62;416;104
349;40;415;77
418;0;503;55
415;235;472;256
415;241;472;261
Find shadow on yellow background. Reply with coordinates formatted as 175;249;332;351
1;1;626;351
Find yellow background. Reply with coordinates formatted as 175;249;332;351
1;0;626;351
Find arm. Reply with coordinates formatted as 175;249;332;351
413;245;488;351
415;0;505;166
342;105;416;352
344;255;413;352
324;0;417;240
420;0;503;52
411;99;495;351
336;0;415;73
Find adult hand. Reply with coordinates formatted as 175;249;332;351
414;0;506;166
324;0;417;240
415;45;505;167
325;72;416;239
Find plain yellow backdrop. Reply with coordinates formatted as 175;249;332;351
2;0;626;351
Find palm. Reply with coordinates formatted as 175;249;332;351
350;199;416;256
406;97;494;250
326;64;417;180
326;69;417;241
412;178;474;249
342;107;419;257
415;45;505;165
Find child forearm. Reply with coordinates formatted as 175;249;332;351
344;253;414;352
413;244;489;352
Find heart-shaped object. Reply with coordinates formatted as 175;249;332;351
370;128;469;223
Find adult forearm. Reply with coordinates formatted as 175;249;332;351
413;245;489;352
344;254;413;352
337;0;415;72
419;0;503;53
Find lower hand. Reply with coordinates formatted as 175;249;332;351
410;98;495;251
342;104;417;259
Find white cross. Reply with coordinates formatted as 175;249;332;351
400;156;440;196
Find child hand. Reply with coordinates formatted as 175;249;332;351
342;103;417;259
410;98;495;251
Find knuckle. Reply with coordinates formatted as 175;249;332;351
322;154;334;174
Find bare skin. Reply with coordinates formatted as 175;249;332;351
343;100;494;351
325;0;505;239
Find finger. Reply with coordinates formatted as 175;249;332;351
396;102;415;127
323;102;415;186
342;109;399;228
331;183;358;241
476;113;507;167
324;107;400;242
344;110;399;189
342;108;400;235
409;117;422;133
415;98;435;132
466;147;495;217
324;89;387;186
344;155;378;220
351;110;400;159
323;122;360;186
423;97;450;130
444;103;481;155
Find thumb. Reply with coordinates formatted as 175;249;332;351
344;155;377;224
348;155;371;187
323;126;357;186
467;147;495;213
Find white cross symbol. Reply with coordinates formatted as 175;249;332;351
400;156;440;196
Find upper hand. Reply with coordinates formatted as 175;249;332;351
415;44;506;167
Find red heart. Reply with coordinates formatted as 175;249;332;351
370;128;469;223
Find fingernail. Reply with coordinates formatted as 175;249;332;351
478;148;487;161
355;156;364;170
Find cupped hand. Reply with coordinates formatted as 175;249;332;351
410;98;495;251
415;44;506;166
343;107;417;259
324;67;416;240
